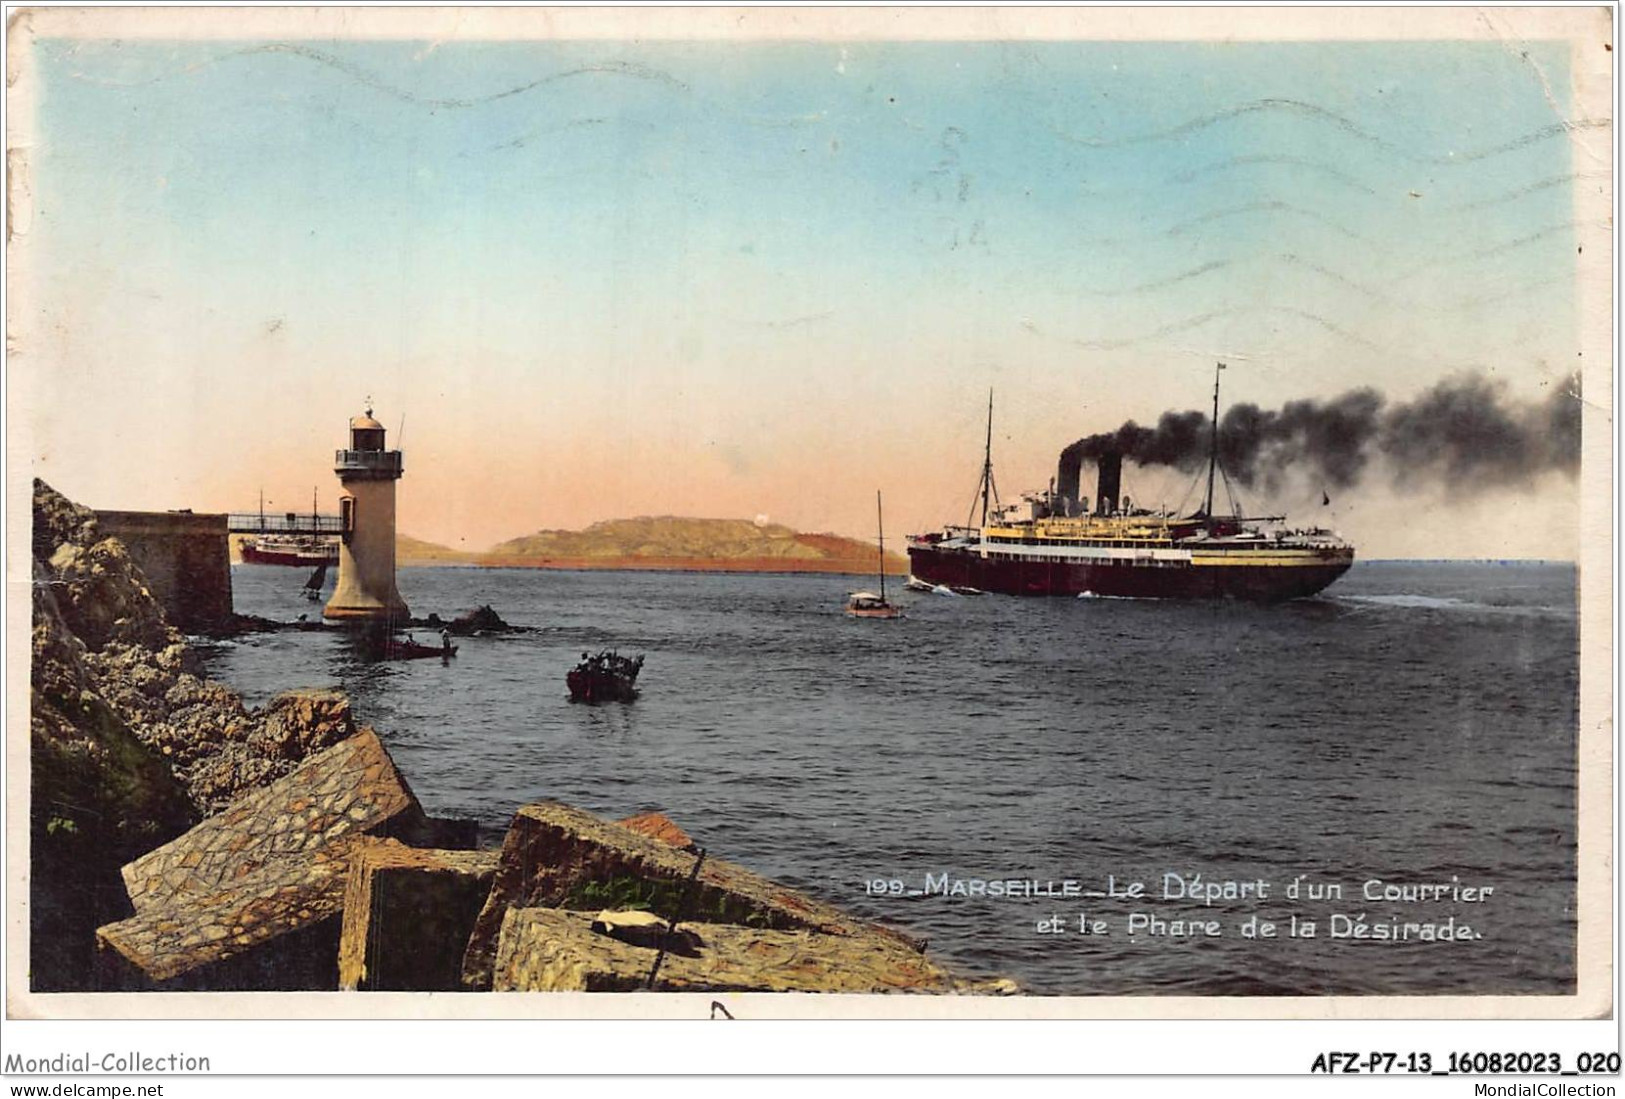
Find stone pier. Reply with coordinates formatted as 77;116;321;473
93;510;232;632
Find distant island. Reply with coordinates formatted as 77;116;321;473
398;517;909;576
396;533;480;566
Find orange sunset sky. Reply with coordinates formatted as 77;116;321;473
10;11;1609;561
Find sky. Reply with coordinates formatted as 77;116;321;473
12;20;1607;558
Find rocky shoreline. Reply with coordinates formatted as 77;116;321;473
30;479;1010;996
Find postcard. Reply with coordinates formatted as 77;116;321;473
4;4;1614;1067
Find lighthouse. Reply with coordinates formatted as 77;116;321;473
324;407;410;623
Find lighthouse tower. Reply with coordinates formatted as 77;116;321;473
324;407;410;623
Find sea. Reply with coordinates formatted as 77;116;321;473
198;560;1579;997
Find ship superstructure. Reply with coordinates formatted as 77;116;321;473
239;535;340;567
907;370;1355;601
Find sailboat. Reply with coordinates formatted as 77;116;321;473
302;561;328;600
846;490;901;619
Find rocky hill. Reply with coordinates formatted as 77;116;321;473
482;516;907;575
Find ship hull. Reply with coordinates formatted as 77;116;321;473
907;544;1351;602
240;541;340;567
567;669;639;704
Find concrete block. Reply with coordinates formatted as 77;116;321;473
338;839;498;991
95;835;365;989
461;801;921;989
121;729;426;914
492;908;956;993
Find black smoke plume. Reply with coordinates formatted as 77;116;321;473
1058;372;1581;500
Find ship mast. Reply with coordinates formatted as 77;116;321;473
966;389;1000;529
1203;363;1224;519
980;390;995;526
876;490;887;603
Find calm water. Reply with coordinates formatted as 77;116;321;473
198;561;1578;996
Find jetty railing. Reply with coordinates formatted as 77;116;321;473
226;513;345;535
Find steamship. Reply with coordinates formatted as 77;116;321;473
239;536;340;568
906;371;1355;602
238;490;340;567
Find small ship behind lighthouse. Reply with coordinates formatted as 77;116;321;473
906;369;1355;601
323;407;411;622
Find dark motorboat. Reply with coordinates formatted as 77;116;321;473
384;634;456;660
568;650;644;703
350;628;457;661
346;622;458;662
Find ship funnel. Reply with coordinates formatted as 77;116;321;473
1057;447;1084;516
1096;453;1123;516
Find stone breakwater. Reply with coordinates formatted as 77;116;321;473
32;479;1011;996
31;480;383;990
